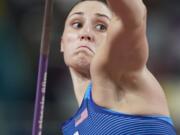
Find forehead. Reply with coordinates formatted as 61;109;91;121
68;1;112;19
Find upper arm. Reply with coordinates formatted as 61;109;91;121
108;0;146;28
91;0;148;77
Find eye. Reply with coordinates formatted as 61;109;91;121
95;24;107;32
72;22;83;29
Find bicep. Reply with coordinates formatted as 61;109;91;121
108;20;148;72
91;14;148;77
91;0;148;81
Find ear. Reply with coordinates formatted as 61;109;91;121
60;37;64;52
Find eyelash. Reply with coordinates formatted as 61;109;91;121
71;22;107;32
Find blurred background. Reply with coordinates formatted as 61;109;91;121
0;0;179;134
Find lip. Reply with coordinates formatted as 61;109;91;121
77;45;94;54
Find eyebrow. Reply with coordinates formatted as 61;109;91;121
69;12;83;17
69;12;111;21
95;13;111;21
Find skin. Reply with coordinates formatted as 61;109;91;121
61;0;170;116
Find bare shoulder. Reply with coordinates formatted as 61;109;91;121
90;67;170;116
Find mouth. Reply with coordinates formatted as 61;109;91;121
77;45;94;54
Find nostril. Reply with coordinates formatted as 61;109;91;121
87;37;91;41
81;36;84;40
80;35;93;41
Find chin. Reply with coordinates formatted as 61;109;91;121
69;56;91;77
76;58;90;70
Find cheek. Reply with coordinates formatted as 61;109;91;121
64;33;78;45
63;33;78;55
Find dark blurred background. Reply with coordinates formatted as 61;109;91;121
0;0;179;134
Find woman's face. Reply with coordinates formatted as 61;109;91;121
61;1;112;74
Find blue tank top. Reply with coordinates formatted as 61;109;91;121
61;83;176;135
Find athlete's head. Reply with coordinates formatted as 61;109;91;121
61;0;112;76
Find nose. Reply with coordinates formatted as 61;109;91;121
80;34;94;41
80;25;94;42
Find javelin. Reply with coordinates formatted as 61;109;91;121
32;0;53;135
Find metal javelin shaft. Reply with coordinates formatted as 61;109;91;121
32;0;53;134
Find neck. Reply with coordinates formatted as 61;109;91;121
69;67;91;105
